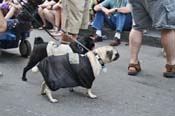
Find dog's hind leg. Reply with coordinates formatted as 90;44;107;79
41;81;46;95
69;88;74;92
87;89;97;99
22;63;37;81
44;84;58;103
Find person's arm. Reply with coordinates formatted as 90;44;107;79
94;3;112;16
115;4;132;14
0;10;7;33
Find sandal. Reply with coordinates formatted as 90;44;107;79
51;29;64;37
128;62;141;76
163;64;175;78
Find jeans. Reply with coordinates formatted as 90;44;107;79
92;11;132;32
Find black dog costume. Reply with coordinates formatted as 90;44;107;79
22;36;95;81
38;54;95;91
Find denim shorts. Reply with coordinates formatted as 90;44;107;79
129;0;175;30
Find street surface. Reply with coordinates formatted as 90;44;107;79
0;30;175;116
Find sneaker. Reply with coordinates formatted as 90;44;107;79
110;38;121;46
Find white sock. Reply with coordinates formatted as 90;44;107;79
96;30;102;37
114;32;121;39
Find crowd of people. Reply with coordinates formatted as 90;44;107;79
0;0;175;78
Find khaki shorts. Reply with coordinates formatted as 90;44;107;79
62;0;89;34
130;0;175;30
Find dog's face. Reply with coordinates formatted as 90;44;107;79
94;46;119;63
71;36;95;54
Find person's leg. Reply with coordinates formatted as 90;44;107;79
91;11;109;42
61;0;87;42
128;28;143;75
0;9;7;33
109;13;127;46
43;9;56;31
92;11;106;36
5;6;15;19
111;13;132;46
0;9;7;76
54;9;61;29
127;0;152;75
38;7;47;27
51;8;62;36
123;13;132;31
129;29;143;64
161;30;175;77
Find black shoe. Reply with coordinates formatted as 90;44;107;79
92;35;103;42
110;38;121;46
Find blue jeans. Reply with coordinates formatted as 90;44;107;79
92;11;132;32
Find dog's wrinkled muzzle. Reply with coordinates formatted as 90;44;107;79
113;53;120;61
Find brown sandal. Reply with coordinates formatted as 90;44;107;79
128;62;141;76
163;64;175;78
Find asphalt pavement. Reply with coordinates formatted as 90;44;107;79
0;29;175;116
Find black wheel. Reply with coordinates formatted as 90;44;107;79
19;40;31;57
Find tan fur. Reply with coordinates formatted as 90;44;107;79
87;46;118;77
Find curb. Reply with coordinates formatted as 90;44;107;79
79;27;162;48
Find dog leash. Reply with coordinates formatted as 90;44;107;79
66;33;107;72
17;0;61;45
18;0;91;50
64;33;91;52
18;0;106;71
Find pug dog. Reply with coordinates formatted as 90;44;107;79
22;36;95;81
38;46;119;103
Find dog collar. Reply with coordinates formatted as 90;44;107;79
93;52;107;72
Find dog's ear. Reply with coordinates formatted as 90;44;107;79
86;36;95;50
106;50;113;61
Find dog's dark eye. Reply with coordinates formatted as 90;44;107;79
106;50;113;60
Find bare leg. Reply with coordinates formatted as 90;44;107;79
43;9;55;28
0;10;7;33
38;7;47;27
161;30;175;65
87;89;97;99
128;29;143;72
5;7;16;19
53;9;61;30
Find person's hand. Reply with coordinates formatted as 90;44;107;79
103;9;111;16
52;3;62;10
46;5;52;9
39;4;47;9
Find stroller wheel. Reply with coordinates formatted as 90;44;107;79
19;40;31;57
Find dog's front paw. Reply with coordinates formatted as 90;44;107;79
87;89;97;99
50;99;58;103
69;88;74;92
89;94;97;99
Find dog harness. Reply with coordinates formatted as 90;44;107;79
93;52;107;73
38;53;95;91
